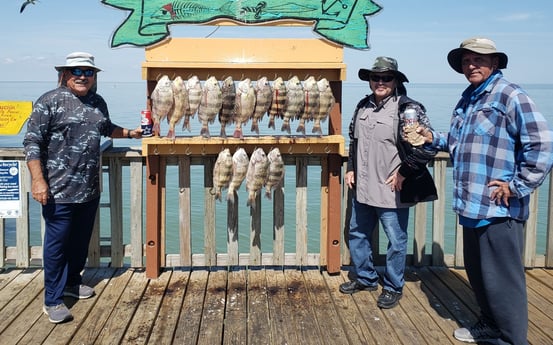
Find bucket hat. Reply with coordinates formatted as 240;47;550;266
447;37;508;73
54;52;102;72
358;56;409;83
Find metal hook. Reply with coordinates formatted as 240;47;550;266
306;145;313;155
185;145;192;156
153;146;159;155
324;145;331;154
288;145;293;154
201;145;206;156
169;145;176;155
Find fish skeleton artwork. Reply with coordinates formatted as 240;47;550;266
102;0;382;49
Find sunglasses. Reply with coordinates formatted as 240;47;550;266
369;75;395;83
69;68;96;77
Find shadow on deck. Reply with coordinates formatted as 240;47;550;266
1;266;552;345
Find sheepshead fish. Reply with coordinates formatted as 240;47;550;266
245;147;269;207
219;76;235;138
182;75;202;132
313;78;335;135
167;76;188;141
233;78;256;139
227;148;249;203
212;148;233;201
264;147;284;199
198;76;222;138
268;77;286;130
297;76;320;135
151;75;174;136
282;76;304;134
251;76;272;134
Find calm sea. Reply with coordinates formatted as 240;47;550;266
1;81;552;257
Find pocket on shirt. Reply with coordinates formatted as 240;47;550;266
473;107;501;136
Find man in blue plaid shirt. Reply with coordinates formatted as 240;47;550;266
420;37;553;345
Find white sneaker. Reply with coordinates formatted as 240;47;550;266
454;319;500;343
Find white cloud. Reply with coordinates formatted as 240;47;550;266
496;13;532;22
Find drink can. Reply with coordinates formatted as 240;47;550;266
141;110;153;137
403;108;418;127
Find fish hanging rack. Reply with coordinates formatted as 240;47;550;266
141;37;345;278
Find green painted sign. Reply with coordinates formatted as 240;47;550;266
102;0;382;49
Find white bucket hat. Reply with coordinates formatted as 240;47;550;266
54;52;102;72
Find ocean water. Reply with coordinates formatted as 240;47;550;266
1;81;552;257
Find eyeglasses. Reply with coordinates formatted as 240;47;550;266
69;68;95;77
369;75;395;83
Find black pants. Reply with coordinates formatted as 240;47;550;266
463;218;528;345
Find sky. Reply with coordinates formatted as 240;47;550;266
0;0;552;84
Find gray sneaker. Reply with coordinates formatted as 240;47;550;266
43;303;73;324
454;319;501;343
63;284;95;299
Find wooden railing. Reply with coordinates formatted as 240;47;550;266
1;145;552;270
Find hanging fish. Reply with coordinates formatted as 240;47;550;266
151;75;174;137
282;75;304;134
219;76;236;138
182;75;202;132
198;76;222;138
296;76;320;135
251;76;272;135
233;78;256;139
167;76;188;141
313;78;335;135
268;76;286;130
264;147;284;199
227;148;249;204
212;148;233;202
245;147;269;207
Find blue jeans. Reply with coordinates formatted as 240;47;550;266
42;198;99;306
348;198;409;293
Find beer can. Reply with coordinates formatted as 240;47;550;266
141;110;153;137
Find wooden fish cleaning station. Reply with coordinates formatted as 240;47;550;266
142;37;346;278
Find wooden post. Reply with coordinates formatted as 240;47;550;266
146;154;162;278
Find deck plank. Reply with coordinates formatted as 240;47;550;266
0;267;552;344
303;269;350;345
265;268;299;345
223;268;247;345
197;269;227;345
173;269;208;345
122;269;172;344
148;268;190;345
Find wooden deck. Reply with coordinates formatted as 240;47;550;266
1;267;552;345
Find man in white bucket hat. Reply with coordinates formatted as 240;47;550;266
420;37;553;345
23;52;142;324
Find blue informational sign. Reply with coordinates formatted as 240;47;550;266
0;161;21;218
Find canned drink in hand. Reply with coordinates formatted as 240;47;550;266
403;108;418;128
141;110;153;137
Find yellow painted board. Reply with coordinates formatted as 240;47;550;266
145;38;344;64
0;101;32;135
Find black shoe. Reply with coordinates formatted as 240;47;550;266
377;289;402;308
339;280;378;294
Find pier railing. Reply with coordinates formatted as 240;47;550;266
1;144;552;271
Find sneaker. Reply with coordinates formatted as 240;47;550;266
339;280;378;294
377;289;402;309
63;284;95;299
454;319;501;343
43;303;73;324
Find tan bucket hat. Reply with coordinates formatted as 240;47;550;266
447;37;508;73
